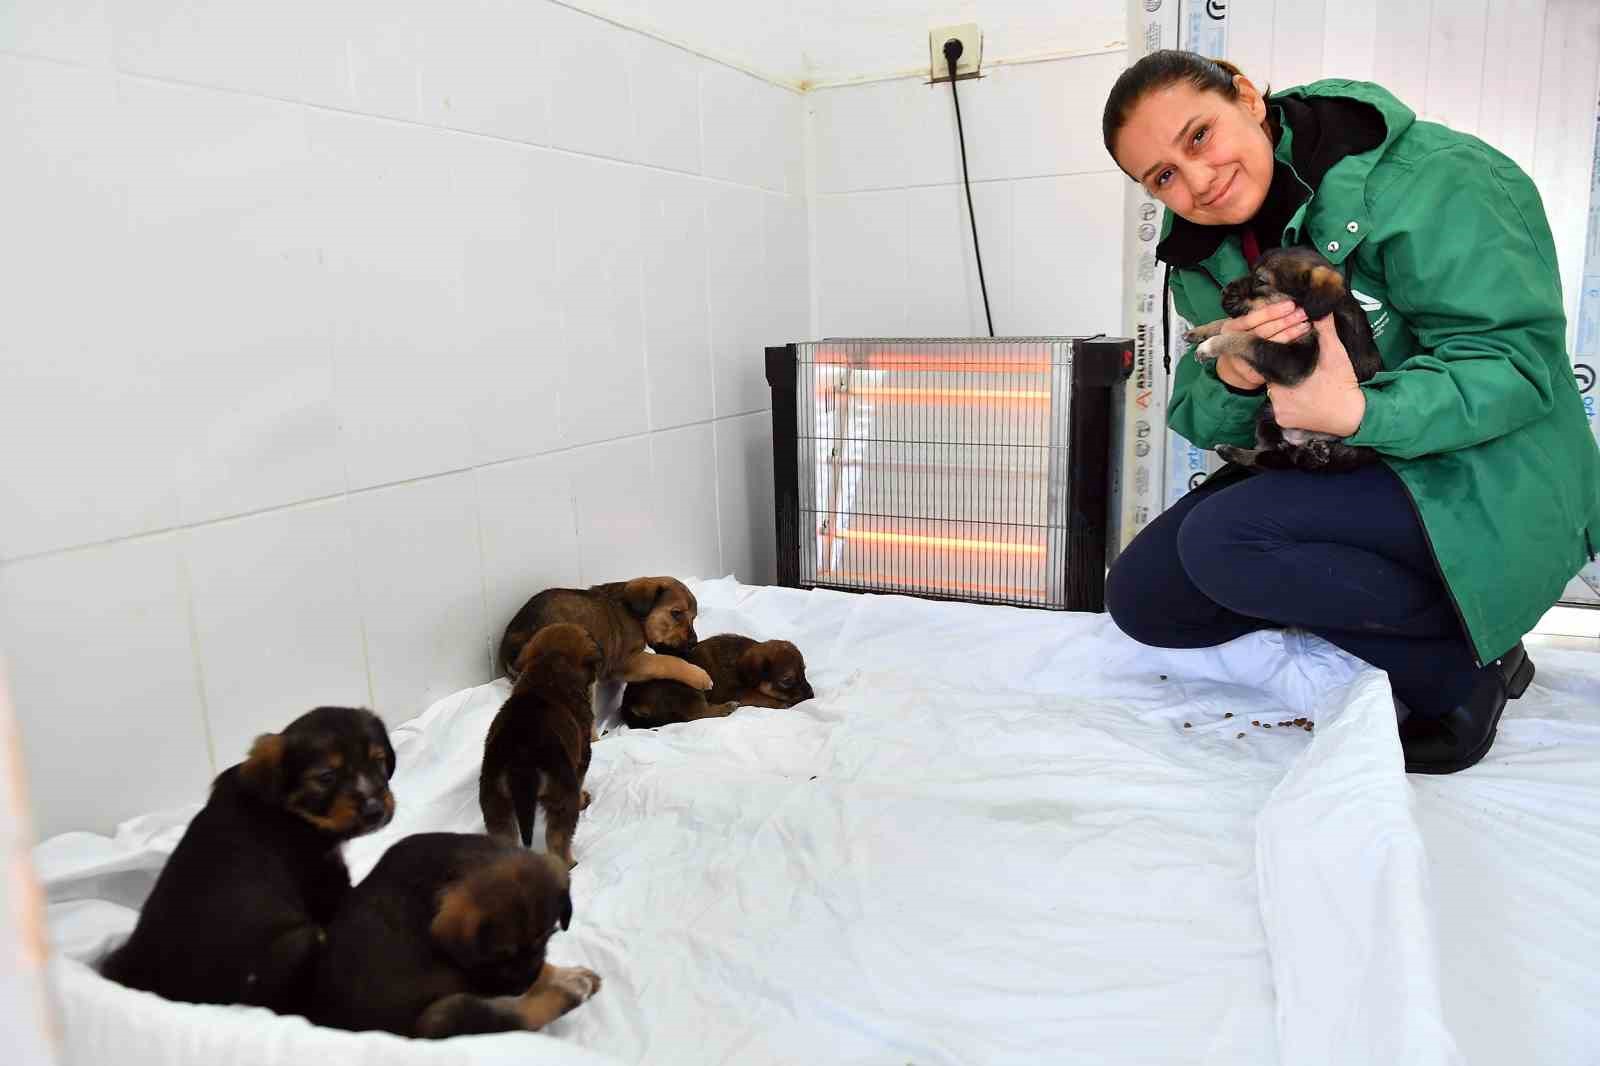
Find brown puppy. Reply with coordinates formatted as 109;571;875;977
309;832;601;1038
620;634;814;728
497;577;712;693
1183;245;1384;472
101;707;395;1015
481;624;601;869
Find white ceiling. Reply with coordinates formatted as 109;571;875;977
569;0;1127;88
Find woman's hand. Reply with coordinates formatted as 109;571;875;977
1269;315;1367;437
1214;300;1309;390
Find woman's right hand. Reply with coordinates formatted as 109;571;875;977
1214;300;1309;391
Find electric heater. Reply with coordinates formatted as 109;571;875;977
766;336;1132;612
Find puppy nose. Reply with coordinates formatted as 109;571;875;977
361;796;386;821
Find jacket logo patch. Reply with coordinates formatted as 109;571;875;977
1351;288;1383;313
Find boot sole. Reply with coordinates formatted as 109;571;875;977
1405;656;1534;775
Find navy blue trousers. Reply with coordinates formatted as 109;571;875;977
1105;463;1480;718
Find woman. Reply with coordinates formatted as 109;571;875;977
1101;51;1600;773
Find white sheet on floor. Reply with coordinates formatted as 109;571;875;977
34;579;1599;1065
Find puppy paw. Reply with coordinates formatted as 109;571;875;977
1184;320;1224;344
686;665;713;691
546;966;602;1008
1194;336;1221;362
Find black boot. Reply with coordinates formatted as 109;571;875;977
1401;642;1535;775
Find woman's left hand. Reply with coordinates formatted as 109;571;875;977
1269;315;1367;437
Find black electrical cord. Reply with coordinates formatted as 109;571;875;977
944;38;994;338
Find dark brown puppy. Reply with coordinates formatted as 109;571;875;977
1184;245;1383;472
100;706;395;1014
309;832;600;1038
481;624;601;869
497;577;712;693
620;635;814;728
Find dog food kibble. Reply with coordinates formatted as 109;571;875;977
1251;720;1260;727
1236;732;1246;739
1183;722;1192;728
1264;724;1272;729
1224;712;1233;719
1160;674;1168;681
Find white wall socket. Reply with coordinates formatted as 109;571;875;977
929;24;982;83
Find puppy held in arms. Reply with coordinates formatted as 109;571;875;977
309;832;600;1038
481;623;602;869
620;634;814;728
100;707;395;1014
1184;246;1383;472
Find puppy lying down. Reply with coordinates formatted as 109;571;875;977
620;634;813;728
309;832;600;1038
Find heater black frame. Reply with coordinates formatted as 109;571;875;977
765;337;1133;613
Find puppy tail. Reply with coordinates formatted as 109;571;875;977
511;768;540;849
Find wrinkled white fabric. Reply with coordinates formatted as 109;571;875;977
36;579;1597;1065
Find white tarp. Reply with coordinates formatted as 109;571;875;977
31;579;1600;1065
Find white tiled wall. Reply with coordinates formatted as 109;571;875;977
0;3;804;836
809;51;1129;338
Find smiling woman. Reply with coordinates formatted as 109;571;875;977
1097;50;1600;775
1104;55;1274;228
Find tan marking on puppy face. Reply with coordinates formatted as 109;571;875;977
623;577;699;653
271;707;396;838
290;788;360;835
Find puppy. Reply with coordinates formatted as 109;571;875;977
309;832;600;1038
497;576;712;693
1183;246;1383;472
620;635;814;729
481;624;601;868
100;706;395;1014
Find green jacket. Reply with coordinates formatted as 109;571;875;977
1162;78;1600;664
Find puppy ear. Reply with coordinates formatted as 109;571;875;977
431;882;485;970
620;577;667;617
239;733;286;800
1300;264;1347;320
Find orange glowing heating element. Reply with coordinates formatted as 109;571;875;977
836;529;1044;556
818;570;1044;599
818;385;1051;404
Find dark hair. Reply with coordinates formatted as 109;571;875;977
1102;50;1261;164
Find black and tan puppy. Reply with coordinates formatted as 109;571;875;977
309;832;601;1038
1184;246;1383;472
497;576;712;693
620;634;814;728
481;624;601;869
100;706;395;1014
